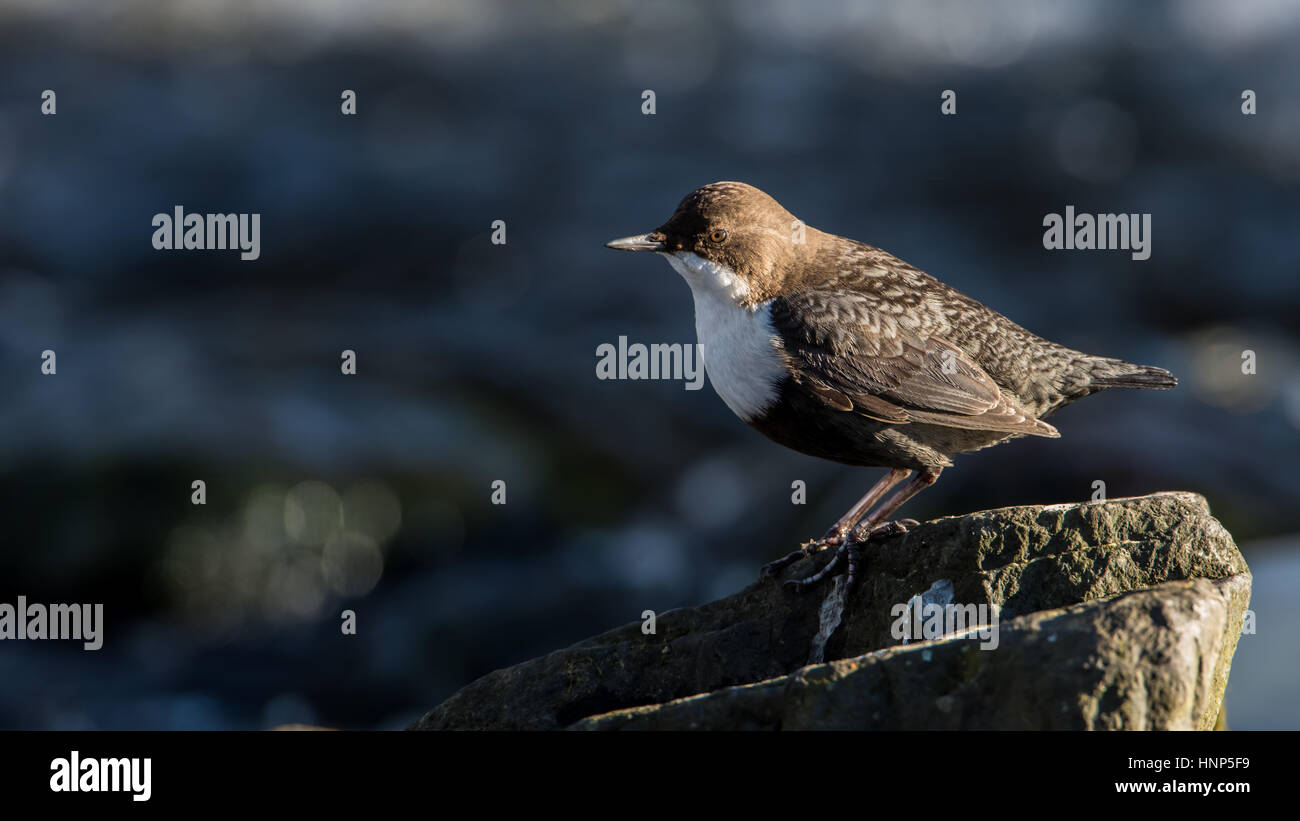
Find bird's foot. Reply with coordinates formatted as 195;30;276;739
861;518;918;540
781;538;862;593
775;518;919;594
758;530;845;579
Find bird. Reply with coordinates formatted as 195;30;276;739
605;181;1177;593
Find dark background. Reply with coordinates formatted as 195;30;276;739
0;0;1296;729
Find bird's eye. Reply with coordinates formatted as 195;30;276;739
709;228;728;244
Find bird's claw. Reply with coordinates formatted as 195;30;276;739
781;539;863;593
758;531;843;579
864;517;918;539
770;517;919;592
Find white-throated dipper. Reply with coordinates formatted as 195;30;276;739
607;181;1176;592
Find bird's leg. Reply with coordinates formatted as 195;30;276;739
785;468;942;593
759;468;910;579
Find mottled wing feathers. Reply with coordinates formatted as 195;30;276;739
770;291;1059;438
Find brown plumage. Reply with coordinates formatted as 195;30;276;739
607;181;1176;591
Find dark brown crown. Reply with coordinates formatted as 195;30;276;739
653;182;823;302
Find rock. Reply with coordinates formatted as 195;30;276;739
411;492;1250;730
574;576;1249;730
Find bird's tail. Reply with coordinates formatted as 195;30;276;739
1087;358;1177;390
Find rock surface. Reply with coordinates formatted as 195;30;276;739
412;492;1250;730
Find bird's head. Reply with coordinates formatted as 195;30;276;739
606;181;813;305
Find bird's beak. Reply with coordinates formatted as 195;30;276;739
605;233;666;253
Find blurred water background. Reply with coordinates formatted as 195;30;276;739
0;0;1296;729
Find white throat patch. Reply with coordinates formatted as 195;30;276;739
662;251;784;421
